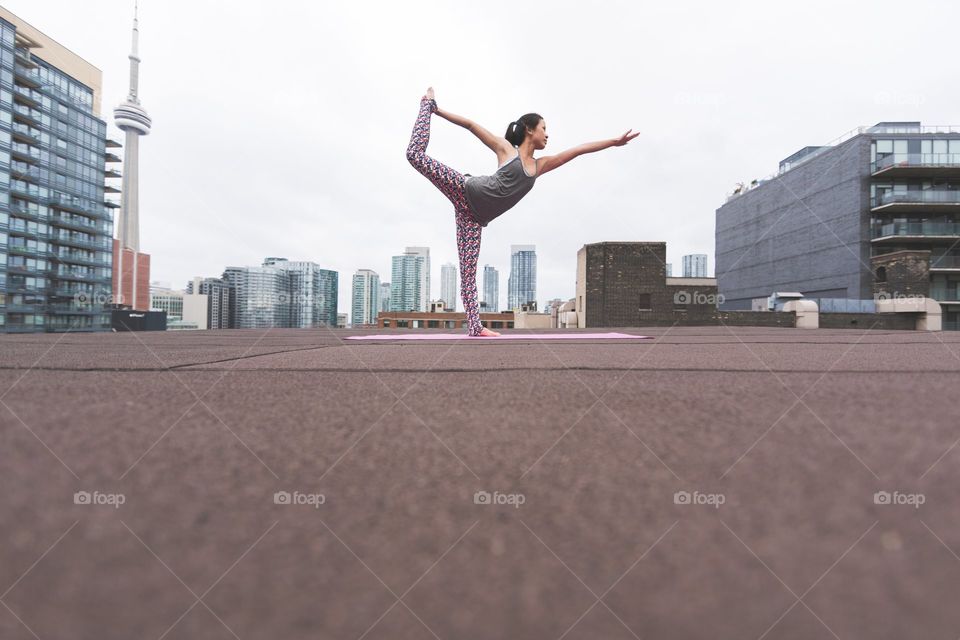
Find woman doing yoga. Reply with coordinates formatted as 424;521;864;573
405;87;640;337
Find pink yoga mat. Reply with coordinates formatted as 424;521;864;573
346;332;650;340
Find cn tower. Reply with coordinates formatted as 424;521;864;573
113;1;152;310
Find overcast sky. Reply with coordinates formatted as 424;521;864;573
7;0;959;317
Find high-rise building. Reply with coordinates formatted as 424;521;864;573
716;121;960;329
666;263;673;277
682;254;707;278
112;3;152;312
482;264;499;312
1;8;117;332
379;281;391;312
507;245;536;311
186;276;232;329
391;249;426;312
262;256;338;328
222;265;290;329
406;246;430;310
440;262;457;312
351;268;380;326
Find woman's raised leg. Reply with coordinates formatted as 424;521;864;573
405;96;465;206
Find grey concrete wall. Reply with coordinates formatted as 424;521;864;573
715;136;872;309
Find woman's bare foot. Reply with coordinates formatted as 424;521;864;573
424;86;435;101
477;327;500;337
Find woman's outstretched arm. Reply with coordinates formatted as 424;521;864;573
435;106;512;157
537;129;640;176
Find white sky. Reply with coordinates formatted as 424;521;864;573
6;0;959;316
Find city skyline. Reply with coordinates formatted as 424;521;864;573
2;1;958;324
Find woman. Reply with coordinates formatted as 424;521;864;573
405;87;640;337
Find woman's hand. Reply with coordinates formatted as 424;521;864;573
423;86;435;101
612;129;640;147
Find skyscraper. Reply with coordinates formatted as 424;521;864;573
406;246;430;310
351;268;380;326
1;8;116;332
440;262;457;311
391;249;426;312
682;254;708;278
508;245;536;311
379;281;391;312
113;2;152;312
482;265;499;312
222;265;289;329
186;276;231;329
263;257;338;327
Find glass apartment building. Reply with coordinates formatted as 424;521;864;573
507;245;536;311
351;268;380;326
716;122;960;328
263;257;338;328
482;264;499;312
391;251;425;312
682;254;708;278
222;265;290;329
0;12;117;332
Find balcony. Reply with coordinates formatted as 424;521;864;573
12;104;42;127
13;64;42;88
931;255;960;270
49;214;107;234
105;167;122;179
871;190;960;213
13;85;42;109
50;235;111;251
872;153;960;178
105;151;122;163
47;196;110;219
105;137;123;149
11;123;41;145
11;142;40;164
871;221;960;241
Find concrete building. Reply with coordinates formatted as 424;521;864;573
149;285;206;330
186;276;231;329
391;248;427;312
1;8;117;332
351;268;380;327
508;245;536;311
482;264;499;312
716;121;960;329
337;312;348;328
682;254;708;277
440;261;457;312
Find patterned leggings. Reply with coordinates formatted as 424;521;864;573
406;97;484;336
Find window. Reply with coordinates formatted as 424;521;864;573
876;266;887;282
638;293;651;310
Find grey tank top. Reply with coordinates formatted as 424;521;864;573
463;148;537;227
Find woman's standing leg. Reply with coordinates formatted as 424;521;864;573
406;97;464;206
455;207;484;336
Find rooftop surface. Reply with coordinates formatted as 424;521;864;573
2;326;960;639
